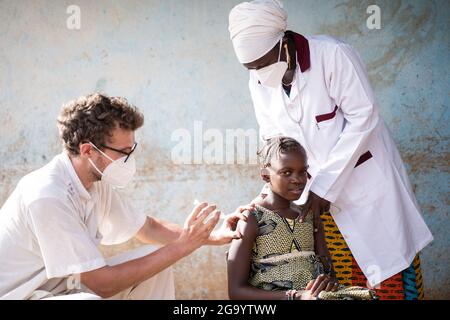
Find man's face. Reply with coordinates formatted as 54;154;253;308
263;150;308;201
90;127;136;181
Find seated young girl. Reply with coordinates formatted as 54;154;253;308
227;136;377;300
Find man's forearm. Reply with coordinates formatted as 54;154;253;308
81;240;189;298
136;216;183;245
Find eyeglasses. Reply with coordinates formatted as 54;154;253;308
100;142;138;163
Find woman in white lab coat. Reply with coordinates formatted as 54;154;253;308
228;0;433;299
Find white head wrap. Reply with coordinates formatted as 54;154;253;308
228;0;288;64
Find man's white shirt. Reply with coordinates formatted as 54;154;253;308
0;152;146;299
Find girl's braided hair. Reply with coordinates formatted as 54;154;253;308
257;136;306;168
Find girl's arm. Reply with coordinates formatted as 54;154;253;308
227;211;290;300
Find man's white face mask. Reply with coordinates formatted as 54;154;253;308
88;142;136;189
254;39;287;88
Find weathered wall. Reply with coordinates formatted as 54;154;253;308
0;0;448;299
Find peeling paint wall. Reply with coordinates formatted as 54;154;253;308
0;0;448;299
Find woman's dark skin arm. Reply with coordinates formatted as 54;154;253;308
227;211;289;300
312;216;339;293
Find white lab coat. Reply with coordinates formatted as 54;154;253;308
250;33;433;286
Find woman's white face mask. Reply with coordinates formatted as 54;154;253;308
88;142;136;189
254;39;288;88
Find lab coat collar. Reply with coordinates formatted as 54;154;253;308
292;32;311;73
287;61;306;100
60;151;91;200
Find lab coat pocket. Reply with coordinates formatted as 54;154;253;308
342;152;387;205
315;105;338;129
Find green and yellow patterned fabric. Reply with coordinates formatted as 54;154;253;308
248;205;377;300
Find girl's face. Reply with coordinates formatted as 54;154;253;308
263;150;308;201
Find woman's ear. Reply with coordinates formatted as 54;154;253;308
260;168;271;183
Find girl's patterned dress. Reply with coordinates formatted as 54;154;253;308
248;205;377;300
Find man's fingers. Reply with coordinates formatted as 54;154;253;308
204;210;221;232
238;204;255;213
224;205;253;228
227;211;248;224
186;202;208;225
195;205;217;224
227;230;242;239
219;229;242;241
236;211;248;221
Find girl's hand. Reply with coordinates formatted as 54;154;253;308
326;276;340;292
297;281;316;300
299;275;338;299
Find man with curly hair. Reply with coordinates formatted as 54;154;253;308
0;93;248;300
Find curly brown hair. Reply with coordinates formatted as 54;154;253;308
57;93;144;156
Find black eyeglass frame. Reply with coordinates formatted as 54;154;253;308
100;142;138;163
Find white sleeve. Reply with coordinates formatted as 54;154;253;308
99;189;147;246
27;198;106;279
249;78;282;141
310;43;379;202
